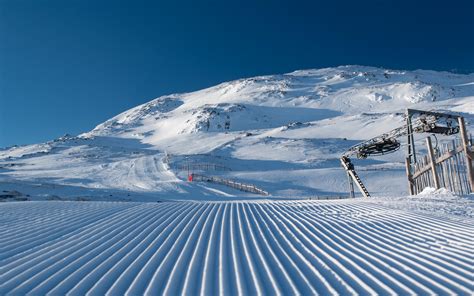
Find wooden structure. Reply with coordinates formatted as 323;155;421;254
406;117;474;195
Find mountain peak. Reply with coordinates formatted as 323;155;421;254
1;66;473;200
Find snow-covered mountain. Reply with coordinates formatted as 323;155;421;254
1;66;473;201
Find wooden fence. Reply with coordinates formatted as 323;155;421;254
408;135;473;196
176;163;231;172
308;196;349;200
191;174;269;196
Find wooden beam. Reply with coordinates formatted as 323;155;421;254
426;136;440;189
435;145;463;164
413;164;429;178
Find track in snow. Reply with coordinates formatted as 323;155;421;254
98;155;180;192
0;200;473;295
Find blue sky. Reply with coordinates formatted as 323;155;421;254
1;0;473;147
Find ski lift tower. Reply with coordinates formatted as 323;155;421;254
341;108;469;198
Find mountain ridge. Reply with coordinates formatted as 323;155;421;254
1;66;473;201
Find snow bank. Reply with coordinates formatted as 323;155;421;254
417;187;457;198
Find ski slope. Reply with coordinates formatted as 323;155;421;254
1;199;473;295
1;66;473;200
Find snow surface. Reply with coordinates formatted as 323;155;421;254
1;196;473;295
1;66;474;295
1;65;473;200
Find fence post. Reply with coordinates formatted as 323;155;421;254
426;136;440;189
405;157;414;195
458;117;474;192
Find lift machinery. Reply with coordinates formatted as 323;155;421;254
341;109;461;198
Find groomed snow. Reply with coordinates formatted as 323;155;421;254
1;198;473;295
1;66;473;294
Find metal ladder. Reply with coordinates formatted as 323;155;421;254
340;157;371;198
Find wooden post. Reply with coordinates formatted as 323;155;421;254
426;136;440;189
451;142;463;195
405;157;414;195
458;117;474;192
413;163;418;194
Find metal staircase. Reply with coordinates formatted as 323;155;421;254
341;157;371;198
